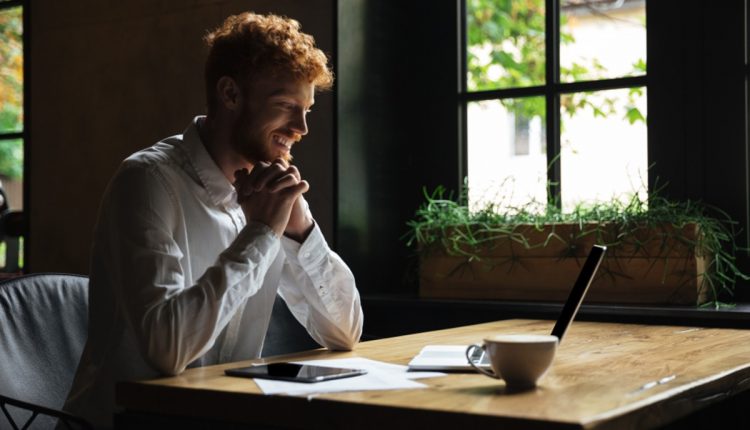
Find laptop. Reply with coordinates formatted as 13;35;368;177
407;244;607;371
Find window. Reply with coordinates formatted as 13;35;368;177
461;0;647;212
0;0;24;271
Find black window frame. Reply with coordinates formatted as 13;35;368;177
0;0;28;273
458;0;649;204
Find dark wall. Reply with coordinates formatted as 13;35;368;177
29;0;336;273
337;1;460;295
648;1;749;300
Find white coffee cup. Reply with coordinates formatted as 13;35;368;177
465;334;558;389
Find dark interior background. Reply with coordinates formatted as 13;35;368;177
24;0;750;338
28;0;337;273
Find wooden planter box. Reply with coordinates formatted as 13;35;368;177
419;223;709;305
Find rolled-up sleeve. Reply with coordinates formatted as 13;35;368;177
278;223;364;351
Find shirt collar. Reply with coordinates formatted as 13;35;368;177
182;116;236;207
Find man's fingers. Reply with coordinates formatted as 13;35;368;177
281;180;309;199
234;169;256;202
234;168;249;181
270;159;300;182
286;164;301;181
251;162;287;191
253;164;302;192
245;161;270;188
267;173;300;193
235;161;303;203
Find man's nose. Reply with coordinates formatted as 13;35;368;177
290;110;308;136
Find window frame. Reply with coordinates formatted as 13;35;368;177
335;0;750;307
0;0;24;144
458;0;649;204
0;0;28;273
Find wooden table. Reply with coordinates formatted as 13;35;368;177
115;319;750;429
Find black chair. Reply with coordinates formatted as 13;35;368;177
0;273;92;429
261;295;320;357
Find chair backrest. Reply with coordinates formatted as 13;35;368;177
261;295;319;357
0;273;89;427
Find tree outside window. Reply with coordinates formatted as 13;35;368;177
463;0;647;213
0;1;24;271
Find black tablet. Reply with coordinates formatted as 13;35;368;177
224;362;368;383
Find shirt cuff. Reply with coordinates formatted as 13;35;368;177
281;221;329;269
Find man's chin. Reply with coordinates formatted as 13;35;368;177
242;151;292;165
271;150;294;163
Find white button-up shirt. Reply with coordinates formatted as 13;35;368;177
63;117;363;428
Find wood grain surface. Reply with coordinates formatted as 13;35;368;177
116;320;750;429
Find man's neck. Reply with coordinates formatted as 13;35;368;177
198;116;253;183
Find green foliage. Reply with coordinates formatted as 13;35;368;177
405;182;750;308
467;0;546;90
0;138;22;179
0;6;24;179
466;0;646;125
0;6;23;127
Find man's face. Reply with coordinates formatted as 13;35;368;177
230;72;315;164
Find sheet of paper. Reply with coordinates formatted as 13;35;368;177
297;357;446;380
252;357;444;396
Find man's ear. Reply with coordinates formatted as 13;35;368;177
216;76;242;111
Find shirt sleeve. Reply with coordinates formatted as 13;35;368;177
103;163;279;375
277;221;364;351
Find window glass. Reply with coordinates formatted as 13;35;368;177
560;0;646;83
467;97;548;212
464;0;647;214
466;0;546;91
0;4;24;272
0;6;23;134
0;137;22;182
560;87;647;210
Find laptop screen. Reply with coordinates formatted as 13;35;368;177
550;245;607;341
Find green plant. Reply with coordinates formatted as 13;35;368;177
405;183;749;308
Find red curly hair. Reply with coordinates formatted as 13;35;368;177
204;12;333;113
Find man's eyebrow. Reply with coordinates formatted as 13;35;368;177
268;88;292;97
268;89;314;108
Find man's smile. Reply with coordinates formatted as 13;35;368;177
272;134;293;151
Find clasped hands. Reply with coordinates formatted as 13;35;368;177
234;159;314;241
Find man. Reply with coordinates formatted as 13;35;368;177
63;12;363;428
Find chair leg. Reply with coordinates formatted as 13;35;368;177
0;394;92;430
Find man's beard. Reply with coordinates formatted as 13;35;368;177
230;120;292;164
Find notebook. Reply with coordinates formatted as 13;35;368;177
407;244;607;371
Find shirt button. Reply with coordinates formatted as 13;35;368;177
303;252;311;259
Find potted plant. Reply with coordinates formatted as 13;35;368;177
405;185;749;307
